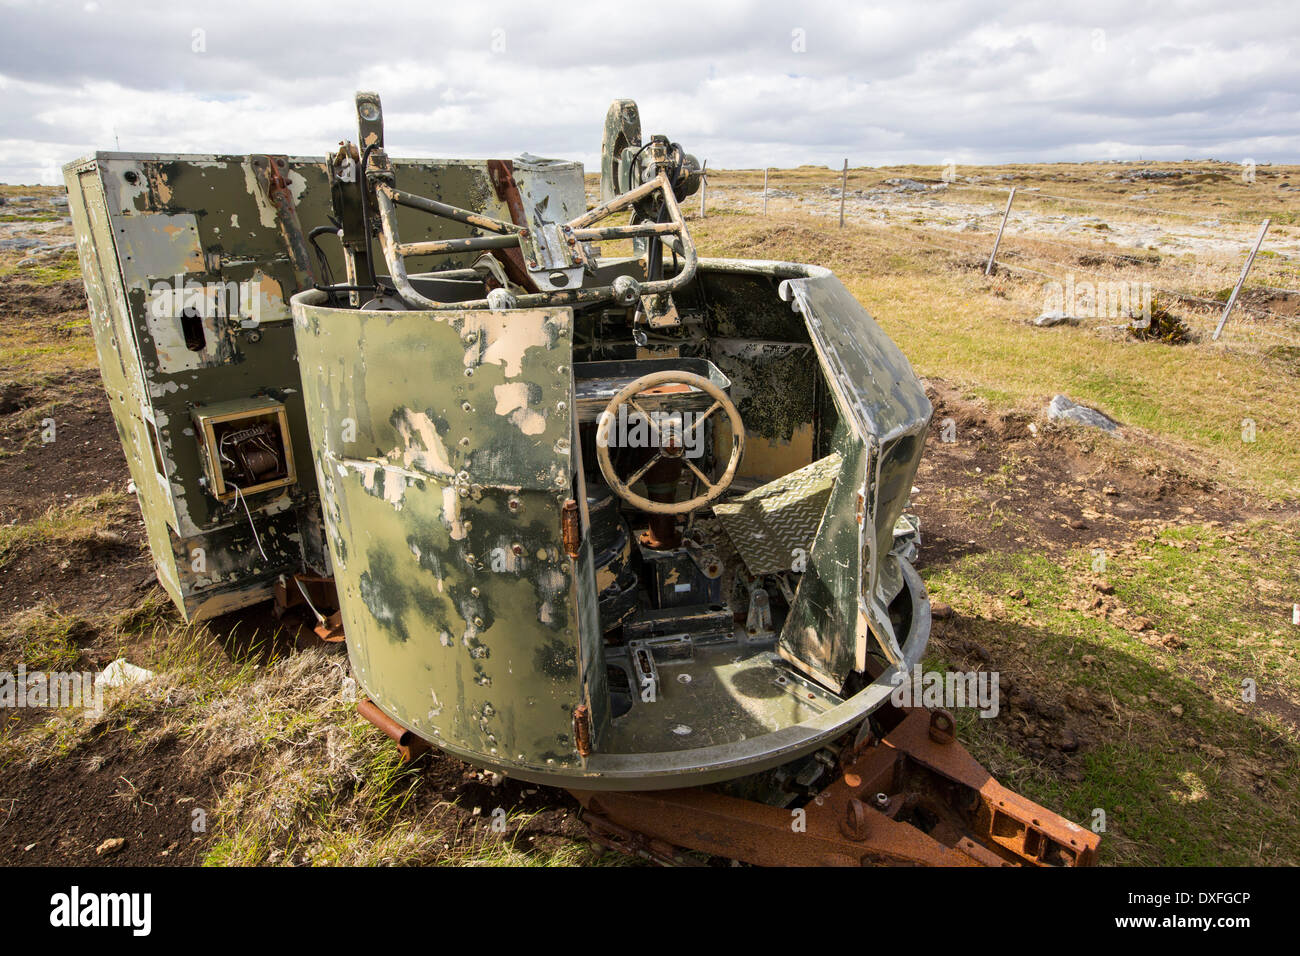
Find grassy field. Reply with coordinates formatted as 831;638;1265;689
1;165;1297;866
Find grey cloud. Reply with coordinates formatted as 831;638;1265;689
0;0;1297;184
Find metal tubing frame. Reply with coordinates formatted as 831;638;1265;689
371;172;697;311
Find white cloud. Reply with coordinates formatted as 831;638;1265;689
0;0;1297;184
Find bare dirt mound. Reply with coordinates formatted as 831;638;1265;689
911;379;1286;567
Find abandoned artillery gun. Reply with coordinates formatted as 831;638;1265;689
63;94;1098;866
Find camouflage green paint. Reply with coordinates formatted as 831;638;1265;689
64;151;584;621
291;293;591;771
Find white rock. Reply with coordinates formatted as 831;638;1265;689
98;658;155;689
1047;395;1120;434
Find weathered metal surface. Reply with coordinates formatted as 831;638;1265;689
64;150;584;621
67;93;1101;867
291;291;590;772
777;269;932;684
573;707;1100;867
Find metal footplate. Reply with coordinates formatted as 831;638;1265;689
572;706;1100;867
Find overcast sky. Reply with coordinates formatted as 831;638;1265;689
1;0;1297;184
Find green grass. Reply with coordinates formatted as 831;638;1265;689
921;520;1300;865
0;602;92;670
0;491;133;569
0;251;83;284
693;213;1300;498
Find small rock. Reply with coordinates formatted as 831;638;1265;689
96;837;126;857
931;601;953;620
97;658;155;690
1057;730;1080;752
1170;704;1184;718
1007;588;1024;600
1068;518;1089;530
1033;311;1081;328
1047;395;1120;434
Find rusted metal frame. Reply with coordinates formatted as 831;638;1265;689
249;154;318;291
571;708;1099;867
570;220;679;242
485;159;541;291
395;234;521;257
356;698;431;763
374;171;697;311
383;185;523;236
571;783;974;867
567;175;662;229
641;170;698;293
878;708;1101;866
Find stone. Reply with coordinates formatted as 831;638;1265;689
96;837;126;857
1033;311;1081;327
1047;395;1120;434
97;658;155;689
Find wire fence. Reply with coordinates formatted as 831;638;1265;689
697;163;1300;366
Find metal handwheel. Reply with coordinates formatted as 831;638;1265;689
595;370;745;515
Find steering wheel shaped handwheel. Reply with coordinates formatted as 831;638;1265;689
595;370;745;515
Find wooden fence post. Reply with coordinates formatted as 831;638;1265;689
1213;218;1272;340
839;159;848;228
985;187;1017;276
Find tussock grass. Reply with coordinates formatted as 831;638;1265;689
0;600;93;670
189;649;599;866
0;491;134;568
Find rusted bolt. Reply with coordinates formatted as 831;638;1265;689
461;401;473;412
507;497;523;514
473;616;484;628
928;708;956;745
470;587;480;597
458;437;470;448
840;798;869;842
511;543;523;556
873;792;890;810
